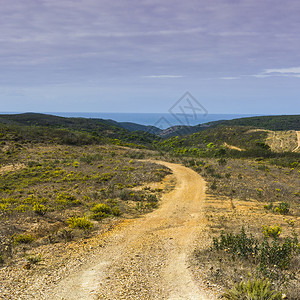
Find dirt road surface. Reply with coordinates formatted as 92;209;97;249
223;142;245;151
47;161;215;300
292;131;300;152
0;163;25;174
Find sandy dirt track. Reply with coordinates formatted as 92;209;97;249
292;131;300;152
0;163;25;174
223;142;245;151
47;161;215;300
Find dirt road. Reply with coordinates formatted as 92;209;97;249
0;163;25;174
292;131;300;152
48;161;215;300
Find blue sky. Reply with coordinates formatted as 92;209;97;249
1;0;300;114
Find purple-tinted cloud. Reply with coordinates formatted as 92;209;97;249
0;0;300;113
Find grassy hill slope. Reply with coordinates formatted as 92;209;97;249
0;113;157;146
160;115;300;138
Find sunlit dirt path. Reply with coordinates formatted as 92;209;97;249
48;161;215;300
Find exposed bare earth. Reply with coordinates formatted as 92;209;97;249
292;131;300;152
247;129;299;152
223;142;245;152
35;161;215;299
0;163;26;174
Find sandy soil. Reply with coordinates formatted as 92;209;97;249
0;163;26;174
41;161;216;300
223;142;245;151
247;129;299;152
292;131;300;152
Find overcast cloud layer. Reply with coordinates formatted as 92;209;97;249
1;0;300;113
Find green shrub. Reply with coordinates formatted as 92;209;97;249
67;216;93;230
119;190;144;201
90;203;121;219
111;206;121;216
14;234;34;245
222;278;282;300
259;236;298;270
212;227;299;272
263;225;281;239
274;202;290;215
33;203;47;216
212;227;258;258
146;194;158;203
90;203;111;220
14;204;30;212
25;253;42;264
55;193;81;207
91;203;111;214
263;203;273;211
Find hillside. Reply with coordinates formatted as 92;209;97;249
0;113;157;146
160;115;300;138
156;125;300;163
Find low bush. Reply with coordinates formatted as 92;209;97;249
33;203;48;216
262;225;281;239
90;203;121;219
146;194;158;203
90;203;112;220
212;227;258;258
67;216;93;230
259;236;298;271
212;227;299;273
264;203;273;211
14;234;34;245
222;278;282;300
274;202;290;215
25;253;42;264
111;206;121;216
55;193;81;207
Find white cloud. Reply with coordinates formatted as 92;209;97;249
143;75;183;78
263;67;300;74
220;77;239;80
253;67;300;78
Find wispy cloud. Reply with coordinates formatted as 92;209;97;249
220;77;239;80
253;67;300;78
143;75;183;78
264;67;300;74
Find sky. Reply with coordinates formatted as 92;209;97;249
0;0;300;114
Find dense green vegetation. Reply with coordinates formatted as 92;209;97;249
209;115;300;131
162;114;300;137
0;113;157;146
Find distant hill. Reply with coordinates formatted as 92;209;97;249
157;123;300;157
0;113;158;146
206;115;300;131
106;120;162;135
159;115;300;138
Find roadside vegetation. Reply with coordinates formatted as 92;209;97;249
0;142;171;267
165;148;299;298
